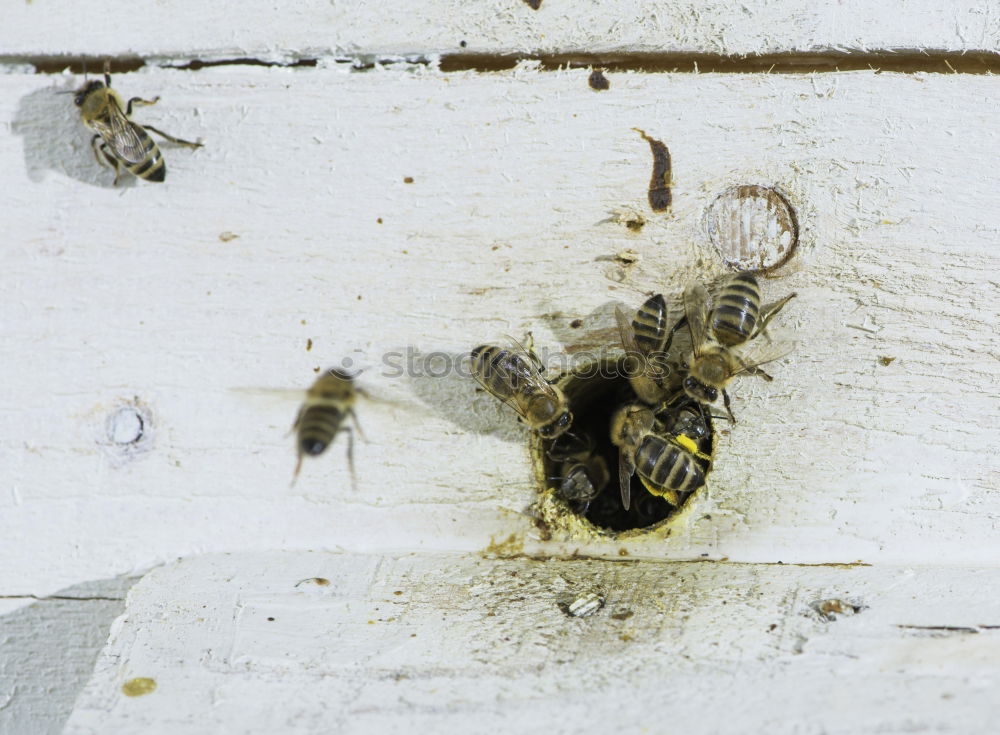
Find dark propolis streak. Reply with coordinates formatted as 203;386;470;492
633;128;671;212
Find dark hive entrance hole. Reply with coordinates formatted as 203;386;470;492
536;358;713;533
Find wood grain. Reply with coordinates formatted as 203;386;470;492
2;66;998;598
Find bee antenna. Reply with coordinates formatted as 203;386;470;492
563;429;591;451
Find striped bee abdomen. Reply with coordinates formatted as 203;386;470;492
297;405;347;456
631;294;669;354
711;272;761;346
472;345;510;394
634;435;704;498
125;132;166;182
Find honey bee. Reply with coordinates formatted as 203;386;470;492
615;294;671;404
675;272;795;422
471;337;573;439
558;455;609;512
291;368;363;485
548;434;609;512
610;403;706;511
74;62;202;184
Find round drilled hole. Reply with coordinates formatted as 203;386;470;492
705;185;798;272
108;406;145;444
101;400;155;467
534;358;714;534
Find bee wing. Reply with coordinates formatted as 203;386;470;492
101;101;151;164
683;284;712;357
470;346;534;416
231;387;305;399
614;305;642;354
504;334;547;376
733;341;796;375
618;448;634;511
232;385;399;409
501;336;565;409
351;387;417;412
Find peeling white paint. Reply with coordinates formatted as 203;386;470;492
63;552;1000;734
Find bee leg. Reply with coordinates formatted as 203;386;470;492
662;314;688;354
144;124;203;149
722;390;736;423
126;96;160;116
290;451;304;488
743;366;773;381
98;143;123;186
89;135;107;168
522;331;547;374
288;405;306;438
753;293;797;339
349;409;367;443
345;427;359;493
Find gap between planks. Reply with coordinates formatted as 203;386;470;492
5;49;1000;75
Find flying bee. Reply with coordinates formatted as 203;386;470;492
471;336;573;440
672;273;795;422
615;294;672;404
73;61;202;184
610;403;706;511
291;368;365;485
548;433;610;513
235;366;406;487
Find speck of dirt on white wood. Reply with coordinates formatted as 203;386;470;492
121;677;156;697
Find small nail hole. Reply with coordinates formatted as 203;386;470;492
108;407;144;445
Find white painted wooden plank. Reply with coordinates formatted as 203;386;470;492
3;1;1000;59
64;551;1000;734
2;66;999;599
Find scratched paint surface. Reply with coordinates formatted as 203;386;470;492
3;4;1000;731
2;67;998;601
3;1;1000;58
64;552;1000;734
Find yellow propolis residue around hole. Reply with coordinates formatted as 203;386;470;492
482;533;524;557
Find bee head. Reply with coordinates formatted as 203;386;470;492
74;80;104;107
683;375;717;404
539;410;573;439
